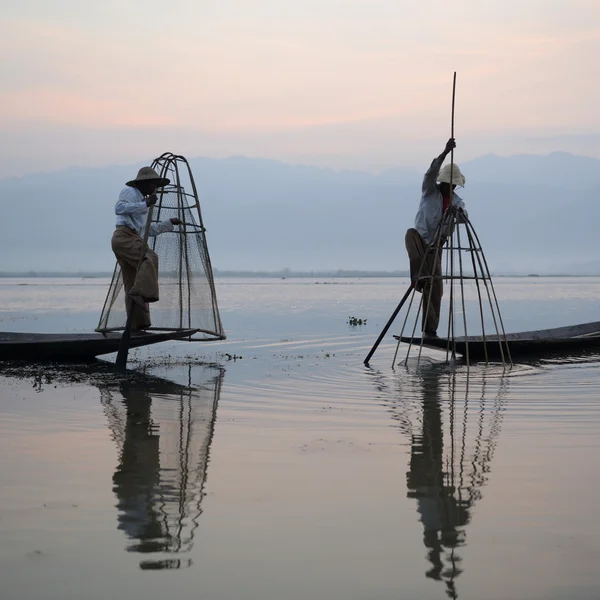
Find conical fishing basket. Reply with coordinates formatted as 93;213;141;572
97;153;225;341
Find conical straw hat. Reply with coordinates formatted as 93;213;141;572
437;163;466;187
126;167;170;188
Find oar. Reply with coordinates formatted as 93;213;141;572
115;202;155;371
363;283;413;365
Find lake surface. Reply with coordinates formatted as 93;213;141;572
1;277;600;600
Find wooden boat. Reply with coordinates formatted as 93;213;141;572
395;321;600;359
0;329;198;362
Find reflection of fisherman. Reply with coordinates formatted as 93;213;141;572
103;370;223;570
405;139;467;338
112;384;166;554
406;371;471;599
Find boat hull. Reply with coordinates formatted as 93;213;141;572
0;330;198;361
395;321;600;360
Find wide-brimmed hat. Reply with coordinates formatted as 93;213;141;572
437;163;466;187
126;167;170;188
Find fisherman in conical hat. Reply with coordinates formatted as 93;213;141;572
405;138;468;338
111;167;182;333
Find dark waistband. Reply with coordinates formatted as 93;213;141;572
115;225;139;235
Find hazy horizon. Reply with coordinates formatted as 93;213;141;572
1;146;597;182
2;151;600;276
2;121;599;181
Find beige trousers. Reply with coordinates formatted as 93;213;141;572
405;228;443;335
111;227;160;330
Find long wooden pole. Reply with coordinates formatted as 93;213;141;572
363;283;413;366
445;72;457;361
116;201;155;371
450;71;456;177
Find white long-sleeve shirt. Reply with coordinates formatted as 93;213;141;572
414;155;467;245
115;187;174;237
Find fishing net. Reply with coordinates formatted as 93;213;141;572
97;153;225;341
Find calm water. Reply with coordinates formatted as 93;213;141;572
1;277;600;600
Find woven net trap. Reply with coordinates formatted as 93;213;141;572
97;153;225;341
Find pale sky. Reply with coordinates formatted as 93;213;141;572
1;0;599;177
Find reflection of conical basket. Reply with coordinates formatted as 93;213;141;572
99;365;224;570
390;366;508;598
97;153;225;341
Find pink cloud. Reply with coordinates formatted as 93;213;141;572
0;88;176;128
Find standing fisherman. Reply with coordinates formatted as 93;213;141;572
405;138;467;338
112;167;182;333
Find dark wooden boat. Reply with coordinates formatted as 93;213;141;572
0;329;198;362
395;321;600;359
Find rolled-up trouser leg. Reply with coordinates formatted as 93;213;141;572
422;249;443;334
130;248;159;302
118;258;151;330
111;229;159;330
405;228;427;292
405;228;443;334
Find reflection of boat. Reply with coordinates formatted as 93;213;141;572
0;329;198;361
396;320;600;359
98;365;224;570
384;365;508;598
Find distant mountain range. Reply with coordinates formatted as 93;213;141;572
1;152;599;275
